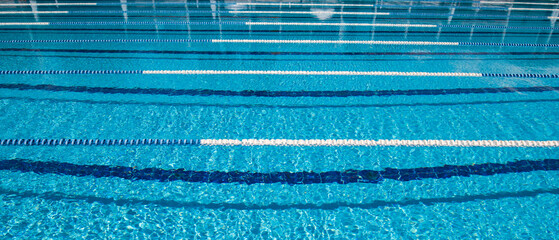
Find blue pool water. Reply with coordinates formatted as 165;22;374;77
1;0;559;238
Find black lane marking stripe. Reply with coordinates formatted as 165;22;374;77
2;48;559;56
1;84;557;98
0;159;557;185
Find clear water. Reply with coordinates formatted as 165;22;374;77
1;0;559;239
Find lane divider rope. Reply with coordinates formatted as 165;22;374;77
233;2;555;11
210;39;559;47
245;22;438;27
0;2;507;10
0;21;557;30
1;39;557;47
0;11;69;14
0;70;557;78
480;1;559;5
251;22;559;30
0;10;552;20
234;3;378;7
510;7;559;11
2;1;556;9
229;10;390;15
0;139;558;147
0;22;49;26
141;70;485;76
0;3;97;6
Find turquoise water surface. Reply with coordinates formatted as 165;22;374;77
1;0;559;239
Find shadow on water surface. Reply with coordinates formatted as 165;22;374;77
1;96;558;109
0;187;557;211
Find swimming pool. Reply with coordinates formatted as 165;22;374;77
0;0;558;238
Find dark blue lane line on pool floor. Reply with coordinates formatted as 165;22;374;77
0;159;557;185
2;14;554;22
1;83;557;98
3;48;559;56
